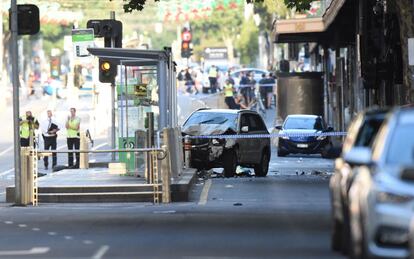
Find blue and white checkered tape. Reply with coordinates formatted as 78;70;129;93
182;131;347;139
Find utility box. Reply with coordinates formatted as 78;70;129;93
276;72;324;124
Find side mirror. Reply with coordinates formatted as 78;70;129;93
275;125;282;130
241;126;249;133
326;126;334;132
344;147;372;166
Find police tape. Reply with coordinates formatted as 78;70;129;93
236;84;274;88
182;131;347;140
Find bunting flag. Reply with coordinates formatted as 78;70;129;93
157;0;242;22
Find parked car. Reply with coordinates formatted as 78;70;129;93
182;108;271;177
347;106;414;258
276;114;333;157
329;108;389;253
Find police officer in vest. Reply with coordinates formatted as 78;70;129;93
208;65;218;93
65;108;81;169
223;79;235;109
19;111;39;147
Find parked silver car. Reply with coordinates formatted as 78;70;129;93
329;108;388;253
346;106;414;258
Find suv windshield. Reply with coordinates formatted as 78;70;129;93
284;117;324;130
183;112;238;131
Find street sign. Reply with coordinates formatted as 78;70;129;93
181;31;192;42
72;29;94;58
204;47;228;60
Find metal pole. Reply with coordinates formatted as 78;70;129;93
110;11;116;161
11;0;22;205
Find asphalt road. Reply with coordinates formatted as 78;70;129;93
0;150;344;259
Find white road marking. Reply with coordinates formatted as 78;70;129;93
0;168;14;177
92;245;109;259
92;142;108;151
83;240;93;245
64;236;73;240
32;228;40;231
0;192;5;195
4;221;13;224
48;232;57;236
0;247;49;256
18;224;27;228
198;179;212;206
0;146;13;157
153;210;176;214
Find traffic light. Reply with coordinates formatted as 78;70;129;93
87;19;122;48
181;28;193;58
99;59;117;83
9;4;40;35
181;41;193;58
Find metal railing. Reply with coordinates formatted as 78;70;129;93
17;145;172;206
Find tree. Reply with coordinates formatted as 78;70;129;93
115;0;306;13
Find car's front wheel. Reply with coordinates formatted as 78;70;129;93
223;148;237;178
277;148;288;157
254;150;269;177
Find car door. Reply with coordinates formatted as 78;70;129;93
237;113;252;163
248;113;269;161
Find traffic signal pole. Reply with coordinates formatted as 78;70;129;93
11;0;22;205
110;11;116;161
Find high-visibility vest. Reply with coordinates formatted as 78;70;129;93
20;120;30;138
224;83;234;97
67;117;80;138
208;67;217;78
20;117;38;138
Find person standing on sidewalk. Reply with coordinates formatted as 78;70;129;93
65;108;81;169
19;111;39;147
208;65;218;93
40;110;59;170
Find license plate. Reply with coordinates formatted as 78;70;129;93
297;144;308;148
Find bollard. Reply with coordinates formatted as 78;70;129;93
18;147;33;205
146;112;155;184
161;145;171;203
79;132;89;169
184;135;191;168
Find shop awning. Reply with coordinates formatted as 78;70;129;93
273;0;347;43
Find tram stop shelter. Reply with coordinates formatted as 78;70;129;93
88;47;178;174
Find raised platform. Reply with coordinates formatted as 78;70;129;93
6;167;197;203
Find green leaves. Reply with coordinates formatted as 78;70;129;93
283;0;312;12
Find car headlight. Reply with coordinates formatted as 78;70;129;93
211;139;223;145
317;135;327;140
376;191;414;204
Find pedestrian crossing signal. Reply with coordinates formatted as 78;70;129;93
99;59;117;83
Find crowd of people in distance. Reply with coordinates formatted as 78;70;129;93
177;65;277;111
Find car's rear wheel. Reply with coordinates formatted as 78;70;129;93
254;150;269;177
223;149;237;178
321;143;333;158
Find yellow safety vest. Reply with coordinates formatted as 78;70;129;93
20;117;38;138
67;117;80;138
208;68;217;78
224;83;234;97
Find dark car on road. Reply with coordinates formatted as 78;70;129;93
276;114;333;158
182;108;271;177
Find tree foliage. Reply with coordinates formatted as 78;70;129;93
115;0;312;13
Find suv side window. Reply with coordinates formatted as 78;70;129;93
248;114;267;132
240;114;249;130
